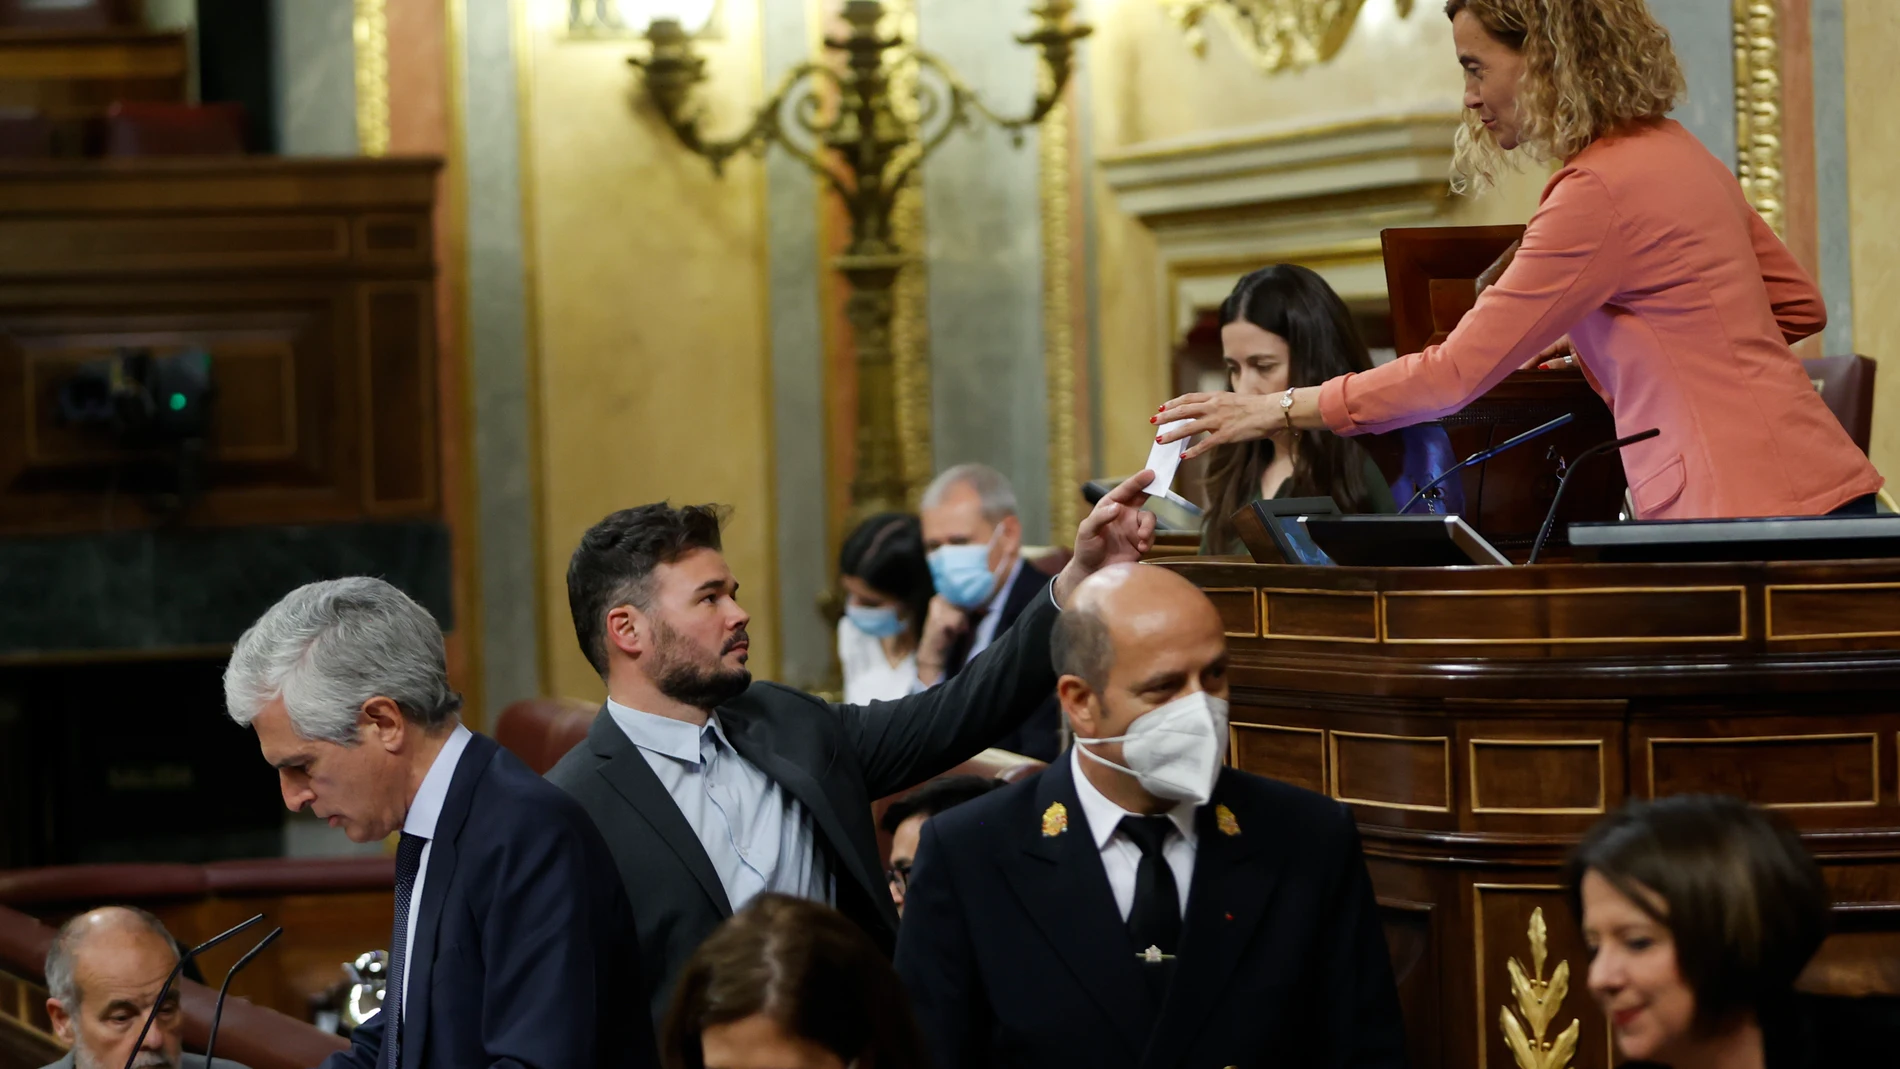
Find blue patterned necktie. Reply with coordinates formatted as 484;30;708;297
382;832;427;1069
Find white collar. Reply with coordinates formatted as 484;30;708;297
1068;745;1197;850
402;722;473;840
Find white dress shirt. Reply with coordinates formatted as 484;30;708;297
836;616;921;704
607;699;832;911
964;557;1026;663
398;721;473;1015
1069;746;1197;920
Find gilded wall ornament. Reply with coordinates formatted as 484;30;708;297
1160;0;1414;74
1499;907;1580;1069
1732;0;1784;235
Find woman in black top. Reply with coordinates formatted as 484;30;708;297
1567;795;1900;1068
1194;264;1395;555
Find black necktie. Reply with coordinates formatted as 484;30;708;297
1118;815;1181;962
383;832;426;1069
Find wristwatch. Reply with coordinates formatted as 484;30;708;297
1279;387;1296;433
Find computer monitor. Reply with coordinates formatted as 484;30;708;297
1302;515;1512;567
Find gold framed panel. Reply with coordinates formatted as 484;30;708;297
1328;728;1453;813
1644;732;1881;809
1229;722;1327;792
354;0;391;157
1764;582;1900;640
1378;586;1750;646
1468;738;1607;815
1201;586;1262;637
1258;586;1381;644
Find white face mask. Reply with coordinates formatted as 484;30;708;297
1076;690;1230;807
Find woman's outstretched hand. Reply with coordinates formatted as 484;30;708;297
1154;387;1324;461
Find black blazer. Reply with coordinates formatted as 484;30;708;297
893;756;1408;1069
944;562;1061;761
322;733;652;1069
548;584;1061;1026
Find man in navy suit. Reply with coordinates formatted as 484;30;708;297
894;564;1407;1069
918;463;1064;760
224;577;652;1069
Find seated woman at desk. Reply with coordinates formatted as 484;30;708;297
1198;264;1396;555
1158;0;1882;521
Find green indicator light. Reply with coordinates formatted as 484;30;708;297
169;393;187;412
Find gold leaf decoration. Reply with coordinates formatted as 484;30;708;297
1159;0;1415;75
1499;907;1580;1069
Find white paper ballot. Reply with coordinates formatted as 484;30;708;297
1143;420;1198;509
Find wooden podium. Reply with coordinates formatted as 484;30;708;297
1165;556;1900;1069
1170;227;1900;1068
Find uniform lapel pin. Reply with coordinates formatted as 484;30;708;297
1041;801;1068;837
1216;804;1241;837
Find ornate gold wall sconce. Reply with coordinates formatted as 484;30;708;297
628;0;1089;516
1499;907;1581;1069
1160;0;1412;74
570;0;722;40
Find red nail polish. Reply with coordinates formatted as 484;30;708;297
1155;436;1162;443
1157;404;1165;411
1149;416;1157;424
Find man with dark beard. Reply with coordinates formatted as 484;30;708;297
548;477;1157;1026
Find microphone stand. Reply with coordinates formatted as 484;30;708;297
123;914;265;1069
1402;413;1576;514
1527;427;1662;564
202;926;284;1069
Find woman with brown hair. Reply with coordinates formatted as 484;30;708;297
661;894;928;1069
1157;0;1883;522
1566;795;1900;1067
1198;264;1396;554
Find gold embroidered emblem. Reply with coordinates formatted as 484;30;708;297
1216;804;1241;837
1041;802;1068;837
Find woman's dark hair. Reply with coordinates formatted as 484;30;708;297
1563;795;1831;1030
662;893;928;1069
838;512;933;643
1203;264;1383;552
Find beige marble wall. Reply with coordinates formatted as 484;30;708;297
1845;0;1900;479
516;1;779;700
1086;0;1546;476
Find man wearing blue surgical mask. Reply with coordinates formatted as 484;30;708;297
894;564;1406;1069
918;464;1059;759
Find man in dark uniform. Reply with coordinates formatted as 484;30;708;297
894;563;1407;1069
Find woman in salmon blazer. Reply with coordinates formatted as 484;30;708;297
1158;0;1883;520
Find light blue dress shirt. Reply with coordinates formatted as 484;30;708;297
606;699;833;911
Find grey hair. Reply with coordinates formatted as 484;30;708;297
223;577;462;745
921;463;1018;524
1050;604;1114;692
46;907;179;1011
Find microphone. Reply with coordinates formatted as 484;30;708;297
1527;427;1662;564
123;913;265;1069
1402;413;1575;514
202;926;284;1069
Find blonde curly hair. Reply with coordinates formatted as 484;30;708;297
1445;0;1685;192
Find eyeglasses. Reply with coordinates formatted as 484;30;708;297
886;860;912;894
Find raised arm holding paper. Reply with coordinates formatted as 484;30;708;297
1157;0;1881;523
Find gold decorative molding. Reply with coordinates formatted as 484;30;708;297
1499;907;1581;1069
886;0;934;507
1733;0;1783;234
353;0;391;156
1041;91;1080;540
1160;0;1414;74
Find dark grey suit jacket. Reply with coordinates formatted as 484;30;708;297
547;582;1061;1026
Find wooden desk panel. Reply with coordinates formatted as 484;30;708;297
1169;558;1900;1069
0;158;442;535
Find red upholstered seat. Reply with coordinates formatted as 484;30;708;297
494;697;599;775
104;101;246;157
1803;355;1877;454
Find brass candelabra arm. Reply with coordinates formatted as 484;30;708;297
632;23;853;190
